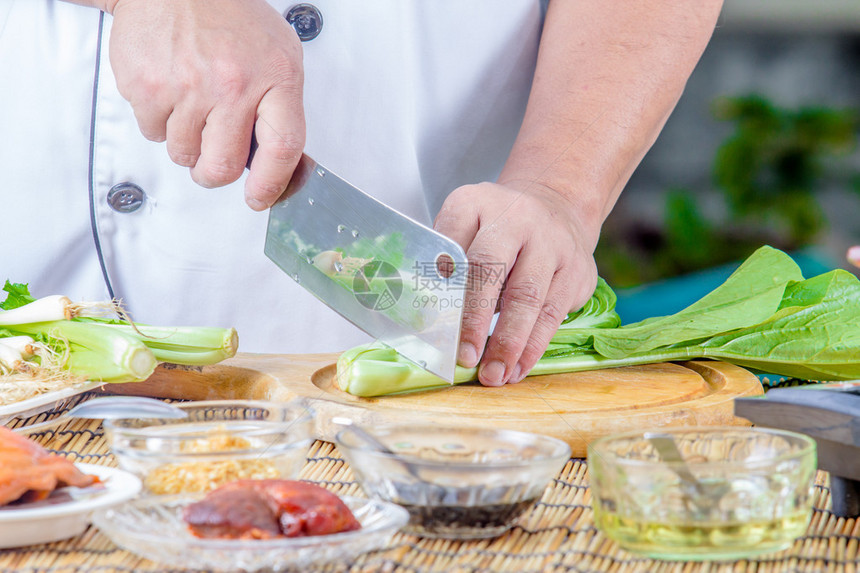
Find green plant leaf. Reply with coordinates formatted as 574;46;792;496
698;269;860;379
560;277;620;329
551;246;802;358
0;281;35;311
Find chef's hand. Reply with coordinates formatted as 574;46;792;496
107;0;305;210
434;182;599;386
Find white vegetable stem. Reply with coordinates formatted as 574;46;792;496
0;340;25;372
0;295;74;325
0;335;35;358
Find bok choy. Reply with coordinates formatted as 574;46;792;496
336;246;860;397
0;281;238;391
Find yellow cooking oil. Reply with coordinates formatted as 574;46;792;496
594;508;811;560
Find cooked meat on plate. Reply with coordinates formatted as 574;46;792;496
182;479;361;539
0;426;98;506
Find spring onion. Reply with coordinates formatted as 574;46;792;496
0;336;35;358
0;295;75;324
0;281;239;393
0;340;25;373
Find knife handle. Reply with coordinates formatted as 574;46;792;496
246;130;314;206
245;130;258;170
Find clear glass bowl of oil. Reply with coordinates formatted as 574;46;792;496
587;427;816;560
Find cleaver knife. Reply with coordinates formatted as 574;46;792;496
263;154;468;382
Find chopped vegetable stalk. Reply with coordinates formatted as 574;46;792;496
335;343;668;396
336;246;860;397
64;349;153;383
336;345;476;396
10;320;157;383
96;324;239;365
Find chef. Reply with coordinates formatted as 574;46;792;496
0;0;722;386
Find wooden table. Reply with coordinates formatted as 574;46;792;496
2;394;859;573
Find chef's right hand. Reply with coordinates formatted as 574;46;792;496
107;0;305;211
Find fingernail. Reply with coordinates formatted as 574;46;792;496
479;360;506;386
509;364;523;383
247;197;268;211
848;246;860;264
458;343;478;368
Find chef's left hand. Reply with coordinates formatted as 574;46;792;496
434;181;599;386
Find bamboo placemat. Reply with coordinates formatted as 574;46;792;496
1;396;858;573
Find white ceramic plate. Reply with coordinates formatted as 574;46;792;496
0;463;142;548
0;380;104;425
93;494;409;572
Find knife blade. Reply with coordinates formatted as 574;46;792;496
263;154;468;382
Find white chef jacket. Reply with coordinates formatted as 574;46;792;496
0;0;545;354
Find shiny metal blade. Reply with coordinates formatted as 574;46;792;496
265;155;468;382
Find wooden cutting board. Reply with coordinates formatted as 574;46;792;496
105;353;763;457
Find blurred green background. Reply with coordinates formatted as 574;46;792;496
597;3;860;321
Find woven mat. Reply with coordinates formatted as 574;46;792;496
2;397;858;573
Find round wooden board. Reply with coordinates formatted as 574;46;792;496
106;352;764;457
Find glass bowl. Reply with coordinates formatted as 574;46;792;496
93;493;408;572
587;426;817;560
335;424;571;539
104;399;314;494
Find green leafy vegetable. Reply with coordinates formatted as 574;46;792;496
1;281;35;310
0;284;238;386
560;277;621;329
337;246;860;397
554;246;803;358
693;269;860;380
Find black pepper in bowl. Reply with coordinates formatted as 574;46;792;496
335;424;570;539
383;483;540;537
